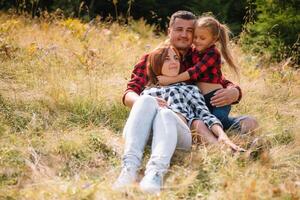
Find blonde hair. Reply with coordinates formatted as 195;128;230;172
196;16;239;75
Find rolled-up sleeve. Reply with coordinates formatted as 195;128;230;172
122;54;149;104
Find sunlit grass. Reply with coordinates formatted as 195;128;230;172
0;12;299;199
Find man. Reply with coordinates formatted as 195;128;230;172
122;10;258;143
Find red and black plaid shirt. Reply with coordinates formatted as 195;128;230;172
123;47;242;104
186;45;222;83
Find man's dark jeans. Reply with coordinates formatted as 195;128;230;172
204;89;240;131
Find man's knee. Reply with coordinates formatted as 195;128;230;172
240;116;259;134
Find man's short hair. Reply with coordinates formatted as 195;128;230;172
169;10;196;27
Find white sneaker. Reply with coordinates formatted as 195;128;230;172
139;170;163;194
112;165;137;190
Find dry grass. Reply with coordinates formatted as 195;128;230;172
0;12;299;199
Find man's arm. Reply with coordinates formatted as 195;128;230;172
122;54;149;107
210;86;240;107
211;78;242;107
122;54;168;108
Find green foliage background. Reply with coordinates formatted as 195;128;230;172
0;0;247;34
240;0;299;64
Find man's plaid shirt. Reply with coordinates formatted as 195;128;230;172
123;47;242;104
141;83;222;128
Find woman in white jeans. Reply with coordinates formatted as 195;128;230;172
113;46;243;194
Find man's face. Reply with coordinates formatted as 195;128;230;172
168;18;194;51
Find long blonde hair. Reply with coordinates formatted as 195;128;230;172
196;16;239;75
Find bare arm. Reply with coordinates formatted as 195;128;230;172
157;71;190;86
124;91;140;108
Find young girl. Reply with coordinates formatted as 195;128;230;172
113;46;243;194
158;16;241;131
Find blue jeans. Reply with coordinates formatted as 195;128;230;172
122;95;192;175
204;89;240;131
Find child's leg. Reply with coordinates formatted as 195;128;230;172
204;90;236;130
204;90;258;133
191;120;218;144
211;105;237;130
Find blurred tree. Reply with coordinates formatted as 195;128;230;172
241;0;299;64
0;0;247;34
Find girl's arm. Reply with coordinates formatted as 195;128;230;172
157;48;220;86
157;71;190;86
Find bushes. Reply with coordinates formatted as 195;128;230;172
0;0;247;34
240;0;300;66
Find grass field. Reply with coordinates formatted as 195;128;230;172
0;12;299;199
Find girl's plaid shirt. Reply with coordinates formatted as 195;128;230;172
186;45;222;83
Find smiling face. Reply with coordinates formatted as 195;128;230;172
161;48;180;77
168;18;194;51
193;27;216;52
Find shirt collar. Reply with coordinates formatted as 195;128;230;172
181;47;193;61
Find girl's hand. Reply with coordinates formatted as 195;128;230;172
157;76;175;86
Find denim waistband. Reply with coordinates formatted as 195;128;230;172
203;88;221;99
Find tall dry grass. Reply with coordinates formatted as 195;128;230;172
0;12;299;199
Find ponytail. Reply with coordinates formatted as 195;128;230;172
218;23;239;76
196;16;239;76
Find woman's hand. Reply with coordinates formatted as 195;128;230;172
155;97;168;108
218;134;245;152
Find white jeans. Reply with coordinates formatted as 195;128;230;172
122;95;192;174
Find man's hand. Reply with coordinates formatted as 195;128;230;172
157;75;175;86
210;87;239;107
155;97;168;107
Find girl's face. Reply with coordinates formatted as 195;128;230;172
193;27;216;52
161;48;180;77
